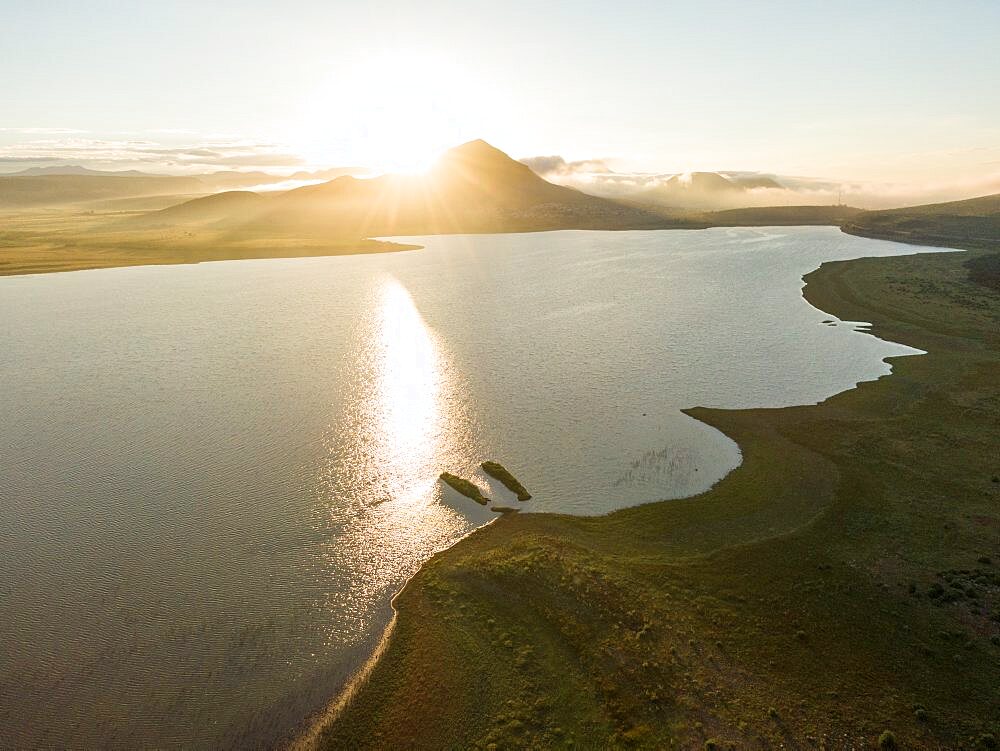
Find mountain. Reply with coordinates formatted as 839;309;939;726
727;174;784;190
665;171;743;193
196;171;281;190
0;166;367;205
842;193;1000;249
0;173;207;207
122;190;267;228
636;171;786;210
184;140;685;237
289;167;370;181
858;193;1000;217
702;204;862;226
11;165;158;177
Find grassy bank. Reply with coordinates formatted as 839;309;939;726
842;194;1000;253
0;209;415;277
315;244;1000;749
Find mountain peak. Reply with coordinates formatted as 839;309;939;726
446;138;502;155
437;139;522;168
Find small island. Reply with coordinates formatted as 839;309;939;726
439;472;490;505
481;461;532;501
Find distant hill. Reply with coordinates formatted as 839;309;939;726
87;193;214;212
161;140;688;238
842;194;1000;249
195;168;367;191
121;190;267;228
727;174;784;190
0;166;366;206
703;205;862;226
11;165;158;177
196;171;280;190
0;173;206;207
636;171;786;210
290;167;370;181
665;172;743;193
858;193;1000;217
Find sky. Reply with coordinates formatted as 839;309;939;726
2;0;999;195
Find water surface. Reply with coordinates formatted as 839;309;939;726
0;227;933;748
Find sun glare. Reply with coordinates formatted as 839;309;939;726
291;51;477;175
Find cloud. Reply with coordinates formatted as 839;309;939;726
0;127;88;135
0;136;305;174
520;153;1000;209
520;155;613;177
0;155;62;164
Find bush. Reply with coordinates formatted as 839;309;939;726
878;730;898;749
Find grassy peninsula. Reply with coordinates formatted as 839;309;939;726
314;239;1000;749
481;461;532;501
440;472;491;506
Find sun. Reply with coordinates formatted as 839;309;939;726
290;50;479;175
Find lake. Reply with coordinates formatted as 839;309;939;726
0;227;935;748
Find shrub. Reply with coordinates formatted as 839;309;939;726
878;730;898;749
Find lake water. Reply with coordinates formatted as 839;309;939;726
0;227;933;748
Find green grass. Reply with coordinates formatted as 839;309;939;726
0;207;415;277
439;472;491;506
700;204;862;227
843;193;1000;251
481;461;532;501
316;242;1000;750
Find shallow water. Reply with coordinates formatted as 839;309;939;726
0;227;935;748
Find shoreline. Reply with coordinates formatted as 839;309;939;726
309;237;1000;748
301;255;905;738
0;238;421;279
287;611;398;751
0;218;942;281
0;211;850;279
286;514;503;751
295;235;969;747
289;238;921;748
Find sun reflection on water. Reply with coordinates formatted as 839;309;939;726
373;280;442;504
316;276;487;647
